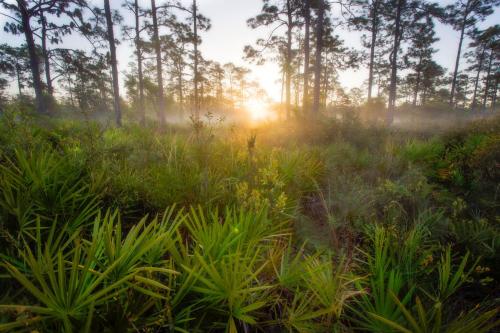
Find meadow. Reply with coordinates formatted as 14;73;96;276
0;107;498;332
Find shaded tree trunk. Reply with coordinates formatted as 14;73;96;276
377;55;382;97
450;1;470;106
67;74;74;107
104;0;122;126
481;49;493;111
492;76;498;110
412;57;422;106
322;52;329;108
461;78;469;108
151;0;166;125
422;88;427;105
200;80;204;107
387;0;404;124
312;0;325;116
134;0;145;125
16;64;22;97
193;0;199;119
177;68;184;110
471;44;486;111
368;0;379;100
295;53;301;109
18;0;45;114
285;0;293;120
303;0;311;114
40;11;53;97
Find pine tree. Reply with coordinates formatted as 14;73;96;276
188;0;211;118
420;60;445;105
444;0;500;106
312;0;326;116
351;0;384;101
1;0;87;113
466;26;500;110
302;0;311;113
0;44;30;98
103;0;122;126
404;9;439;106
247;0;300;120
481;35;499;111
149;0;166;125
123;0;147;124
384;0;426;121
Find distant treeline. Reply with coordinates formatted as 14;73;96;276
0;0;499;125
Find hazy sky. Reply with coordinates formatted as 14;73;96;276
1;0;499;101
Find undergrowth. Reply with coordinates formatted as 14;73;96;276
0;111;498;332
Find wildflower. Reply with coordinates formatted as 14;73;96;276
275;192;288;212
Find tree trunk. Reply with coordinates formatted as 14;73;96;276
18;0;45;114
134;0;146;125
216;71;223;102
387;0;404;124
16;64;23;97
471;44;485;111
193;0;199;119
481;49;493;112
200;79;204;108
322;52;328;108
421;85;428;105
178;67;184;110
67;75;74;107
295;77;299;108
280;68;285;104
303;0;311;114
368;0;379;101
450;1;470;106
377;55;382;97
312;0;325;116
412;57;422;106
294;45;301;109
461;78;469;108
492;76;498;111
151;0;166;125
40;11;53;97
104;0;122;126
285;0;293;120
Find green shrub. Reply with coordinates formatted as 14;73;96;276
0;148;101;247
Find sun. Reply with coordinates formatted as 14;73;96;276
245;98;272;122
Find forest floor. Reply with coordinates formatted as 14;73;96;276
0;110;499;332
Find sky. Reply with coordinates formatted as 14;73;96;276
1;0;499;102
